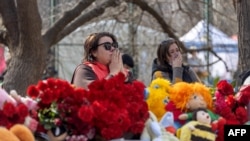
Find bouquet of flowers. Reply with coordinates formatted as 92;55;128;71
214;80;248;124
27;73;149;140
86;73;149;140
213;80;249;141
0;88;38;131
27;77;94;140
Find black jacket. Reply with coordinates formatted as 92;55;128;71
151;58;199;83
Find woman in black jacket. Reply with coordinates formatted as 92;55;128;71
152;38;201;84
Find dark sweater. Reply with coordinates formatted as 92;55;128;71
151;58;200;83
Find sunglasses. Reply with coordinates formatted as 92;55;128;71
97;42;118;50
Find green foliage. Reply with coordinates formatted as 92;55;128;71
209;77;220;98
38;102;59;130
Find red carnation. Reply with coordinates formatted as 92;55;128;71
39;89;55;105
27;85;40;98
217;80;234;96
225;95;236;109
37;80;49;91
236;84;250;105
3;102;16;117
16;103;29;119
235;107;248;124
0;111;8;126
30;76;148;140
78;105;94;122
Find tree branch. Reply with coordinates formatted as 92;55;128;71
210;50;229;72
125;0;187;51
16;0;43;52
187;47;229;72
53;0;120;45
43;0;94;46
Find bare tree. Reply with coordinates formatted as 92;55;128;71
0;0;238;95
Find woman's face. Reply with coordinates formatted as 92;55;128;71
92;36;116;65
166;43;181;64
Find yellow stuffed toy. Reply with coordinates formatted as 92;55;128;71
146;78;172;121
0;124;35;141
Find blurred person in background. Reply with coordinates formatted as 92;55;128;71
151;38;201;84
122;53;135;82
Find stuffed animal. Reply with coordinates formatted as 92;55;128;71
0;88;17;107
10;90;38;111
177;108;216;141
146;78;172;121
165;82;192;129
0;124;35;141
166;82;221;132
170;82;219;122
140;111;179;141
0;88;38;111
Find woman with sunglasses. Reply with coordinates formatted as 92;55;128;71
71;32;127;89
151;38;201;84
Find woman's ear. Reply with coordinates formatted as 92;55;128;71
92;50;97;58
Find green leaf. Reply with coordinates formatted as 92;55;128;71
213;77;220;87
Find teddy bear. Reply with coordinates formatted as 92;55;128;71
177;108;216;141
0;124;35;141
140;111;179;141
145;78;172;121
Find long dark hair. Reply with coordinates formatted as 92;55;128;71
83;32;118;62
153;38;193;82
157;38;181;65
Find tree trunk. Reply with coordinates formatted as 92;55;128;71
236;0;250;121
2;39;47;96
236;0;250;72
1;0;47;96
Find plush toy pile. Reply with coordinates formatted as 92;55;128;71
145;79;250;141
